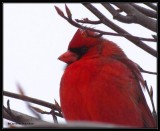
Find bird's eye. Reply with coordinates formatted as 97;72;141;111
80;46;88;55
69;46;88;58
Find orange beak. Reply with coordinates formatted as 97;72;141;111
58;51;79;64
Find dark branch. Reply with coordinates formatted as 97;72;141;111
3;107;53;126
3;108;124;128
137;65;157;75
82;3;157;57
144;3;157;11
70;19;156;42
152;35;157;41
3;101;20;123
112;3;157;32
102;3;135;23
144;81;157;121
75;18;102;24
55;5;156;42
50;109;58;124
130;3;157;19
3;91;63;118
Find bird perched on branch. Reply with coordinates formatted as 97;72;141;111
58;29;156;128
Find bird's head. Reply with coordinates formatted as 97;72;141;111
58;29;100;64
58;28;126;65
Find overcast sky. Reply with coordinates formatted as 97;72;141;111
3;3;157;127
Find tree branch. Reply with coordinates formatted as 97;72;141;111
112;3;157;32
61;16;156;42
3;108;125;128
144;3;157;11
137;65;157;75
56;7;156;43
144;81;157;121
102;3;135;23
3;107;55;127
3;91;63;118
75;18;102;24
130;3;157;19
82;3;157;57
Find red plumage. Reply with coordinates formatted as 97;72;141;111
58;29;156;127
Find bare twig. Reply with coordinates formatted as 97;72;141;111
54;99;62;117
17;83;42;120
137;65;157;75
6;100;17;121
55;5;157;58
55;5;156;41
75;18;102;24
130;3;157;19
30;106;49;114
65;4;72;19
55;5;156;42
3;107;126;128
3;108;53;127
30;106;58;123
27;103;42;120
3;108;124;128
152;35;157;41
3;100;20;123
70;18;156;42
3;91;63;118
50;109;58;124
102;3;135;23
82;3;157;57
144;81;157;120
144;3;157;11
112;3;157;32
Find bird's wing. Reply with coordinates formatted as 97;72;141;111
76;57;155;127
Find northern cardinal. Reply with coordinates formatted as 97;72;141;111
58;29;156;128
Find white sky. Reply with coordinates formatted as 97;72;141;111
3;3;157;127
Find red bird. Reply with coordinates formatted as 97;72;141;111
58;29;156;128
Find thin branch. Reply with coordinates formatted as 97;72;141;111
3;101;20;123
144;81;157;120
17;83;42;120
144;3;157;11
74;19;157;42
27;103;42;120
50;109;58;124
3;91;54;109
55;5;156;43
55;4;157;57
6;100;18;122
55;5;156;42
137;65;157;75
140;69;157;75
3;106;125;128
3;107;54;126
82;3;157;57
112;3;157;32
54;99;62;118
75;18;102;24
30;106;58;123
3;91;63;118
102;3;135;23
55;5;157;43
72;18;156;42
3;108;125;128
130;3;157;19
152;35;157;41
